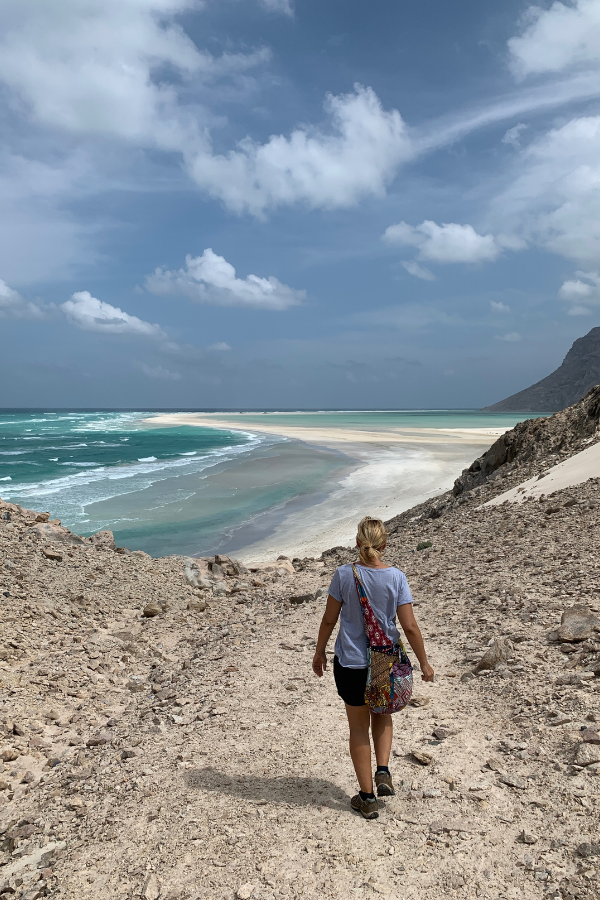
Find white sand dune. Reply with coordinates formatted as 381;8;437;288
485;439;600;506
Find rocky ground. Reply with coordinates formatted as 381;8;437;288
1;390;600;900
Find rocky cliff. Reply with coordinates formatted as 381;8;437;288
485;326;600;412
453;384;600;497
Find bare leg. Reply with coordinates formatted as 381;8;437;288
371;712;393;768
344;704;373;793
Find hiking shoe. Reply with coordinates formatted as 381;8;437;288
351;794;379;819
375;771;395;797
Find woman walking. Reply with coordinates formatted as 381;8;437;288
312;516;434;819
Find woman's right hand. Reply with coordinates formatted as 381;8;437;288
312;650;328;677
420;662;435;682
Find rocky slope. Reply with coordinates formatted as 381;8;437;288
453;385;600;499
484;327;600;412
1;395;600;900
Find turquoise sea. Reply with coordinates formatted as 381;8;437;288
0;409;541;557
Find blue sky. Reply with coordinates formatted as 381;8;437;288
1;0;600;409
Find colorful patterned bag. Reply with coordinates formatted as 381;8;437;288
351;564;413;715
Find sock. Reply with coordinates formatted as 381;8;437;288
359;790;376;801
376;766;390;776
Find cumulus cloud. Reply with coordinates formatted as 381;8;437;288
490;300;511;313
0;278;45;319
61;290;165;337
558;270;600;314
187;85;411;215
401;260;436;281
567;305;593;315
495;332;523;342
384;220;501;265
146;248;305;310
138;362;181;380
508;0;600;78
207;341;232;351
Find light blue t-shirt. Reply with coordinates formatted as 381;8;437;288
329;563;413;668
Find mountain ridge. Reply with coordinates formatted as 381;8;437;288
484;325;600;412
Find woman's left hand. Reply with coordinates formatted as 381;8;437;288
312;650;328;677
420;662;435;682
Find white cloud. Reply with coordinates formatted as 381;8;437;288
0;278;45;319
502;123;527;148
495;332;523;342
2;0;600;253
0;5;411;217
207;341;232;351
138;362;181;380
61;290;165;337
384;220;500;264
412;71;600;162
187;85;411;215
0;0;269;152
0;1;199;147
490;300;511;312
2;0;599;236
259;0;293;15
508;0;600;78
402;260;436;281
146;248;305;310
558;277;595;300
558;269;600;314
491;116;600;266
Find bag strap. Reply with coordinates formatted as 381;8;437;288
351;564;394;651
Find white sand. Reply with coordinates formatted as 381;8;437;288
485;439;600;506
145;413;507;561
146;413;508;448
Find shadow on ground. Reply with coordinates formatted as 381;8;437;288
185;767;349;810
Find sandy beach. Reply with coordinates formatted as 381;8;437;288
145;412;508;561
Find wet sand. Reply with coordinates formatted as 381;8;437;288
145;413;506;561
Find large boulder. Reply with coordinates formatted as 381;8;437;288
214;554;249;576
31;522;85;546
249;558;295;577
557;605;599;642
88;530;116;550
575;743;600;767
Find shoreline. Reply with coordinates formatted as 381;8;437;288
144;412;506;562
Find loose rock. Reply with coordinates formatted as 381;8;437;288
575;743;600;767
556;605;599;642
143;602;161;617
473;638;511;673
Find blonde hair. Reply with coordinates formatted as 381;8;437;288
356;515;387;567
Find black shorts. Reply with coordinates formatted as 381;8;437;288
333;655;368;707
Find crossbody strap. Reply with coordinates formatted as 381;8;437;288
351;564;394;651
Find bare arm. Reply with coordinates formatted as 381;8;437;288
312;594;343;677
397;604;434;682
